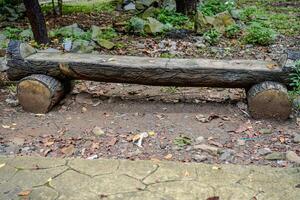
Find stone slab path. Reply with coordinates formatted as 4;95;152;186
0;156;299;200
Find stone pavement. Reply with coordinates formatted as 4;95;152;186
0;156;299;200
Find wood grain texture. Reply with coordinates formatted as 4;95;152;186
247;81;292;120
17;74;65;113
7;41;292;88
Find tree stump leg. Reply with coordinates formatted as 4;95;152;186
17;74;66;113
247;81;292;120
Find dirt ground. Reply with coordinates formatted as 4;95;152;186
0;81;299;167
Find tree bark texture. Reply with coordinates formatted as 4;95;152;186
23;0;49;44
176;0;199;16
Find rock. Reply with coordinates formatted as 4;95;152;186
63;39;72;52
58;23;85;38
286;151;300;164
124;2;136;10
98;39;115;50
195;41;206;48
71;39;94;53
141;6;158;19
259;128;272;135
219;149;235;161
129;17;146;33
92;126;105;136
265;152;286;160
293;134;300;143
205;11;235;33
0;57;8;72
91;25;102;41
192;154;207;162
76;93;93;105
195;136;205;144
257;148;272;156
165;29;191;39
138;0;156;7
145;17;165;34
230;9;242;19
236;139;245;146
87;155;98;160
194;11;210;34
293;95;300;109
193;144;219;155
5;97;19;107
20;29;33;40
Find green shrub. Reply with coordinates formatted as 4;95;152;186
198;0;235;16
128;17;146;34
155;9;190;28
3;27;22;40
203;28;221;45
240;6;266;23
290;60;300;95
225;24;241;38
243;22;276;45
100;28;118;40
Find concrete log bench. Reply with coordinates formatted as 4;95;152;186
6;41;297;119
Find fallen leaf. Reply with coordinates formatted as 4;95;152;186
91;142;100;150
132;134;141;142
148;131;156;136
279;136;285;143
61;145;75;156
184;170;190;177
107;137;118;146
18;190;32;196
0;163;5;169
266;63;277;69
195;113;219;123
43;149;52;157
164;154;173;160
1;125;10;129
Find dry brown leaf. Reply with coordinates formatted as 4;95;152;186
18;190;32;196
61;145;75;156
107;137;118;146
164;154;173;160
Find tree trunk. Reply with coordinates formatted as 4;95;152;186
23;0;49;44
175;0;198;16
58;0;63;15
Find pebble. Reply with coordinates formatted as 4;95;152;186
293;134;300;143
220;149;235;161
265;152;285;160
5;98;19;107
195;136;205;144
257;148;272;156
192;154;208;162
286;151;300;164
87;155;98;160
92;126;105;136
193;144;219;155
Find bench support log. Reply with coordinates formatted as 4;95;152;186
247;81;292;120
17;74;67;113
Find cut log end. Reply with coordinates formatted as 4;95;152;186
247;81;292;120
17;74;65;113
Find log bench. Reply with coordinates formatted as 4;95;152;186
6;41;297;119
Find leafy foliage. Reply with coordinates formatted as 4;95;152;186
198;0;235;16
203;28;221;45
128;17;146;34
155;9;190;28
2;27;22;40
289;60;300;95
174;135;192;148
243;22;276;45
225;24;241;38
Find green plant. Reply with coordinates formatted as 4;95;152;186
198;0;235;16
243;22;276;45
225;24;241;38
128;17;146;34
203;28;221;45
289;60;300;95
99;28;118;40
3;27;22;40
155;9;190;28
160;53;176;59
174;135;192;148
160;86;178;93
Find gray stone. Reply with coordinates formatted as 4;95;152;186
162;0;176;10
195;41;206;48
59;23;85;38
124;2;136;10
230;9;242;19
293;134;300;143
39;48;60;53
0;57;8;72
286;151;300;164
97;39;115;50
265;152;286;160
91;25;102;41
145;17;165;34
71;39;94;53
195;136;205;144
220;149;235;161
192;154;208;162
257;148;272;156
193;144;219;155
5;97;19;107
